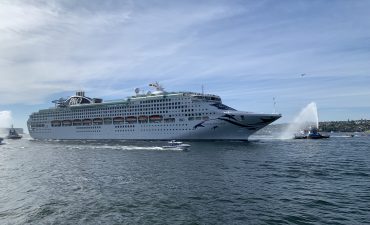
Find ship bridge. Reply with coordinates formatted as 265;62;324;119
185;92;222;102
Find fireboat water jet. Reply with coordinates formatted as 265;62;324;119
280;102;329;139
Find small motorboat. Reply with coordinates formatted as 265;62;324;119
6;126;22;139
162;140;190;150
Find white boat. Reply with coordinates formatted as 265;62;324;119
27;82;281;140
162;140;191;150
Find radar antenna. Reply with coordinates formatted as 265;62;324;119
134;88;140;95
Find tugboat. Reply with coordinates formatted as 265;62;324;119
6;125;22;139
294;127;330;139
307;127;330;139
162;140;191;150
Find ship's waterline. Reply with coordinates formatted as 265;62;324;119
27;83;281;140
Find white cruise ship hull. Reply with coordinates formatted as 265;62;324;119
29;112;280;141
28;86;281;141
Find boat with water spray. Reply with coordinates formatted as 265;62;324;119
6;125;22;139
294;127;330;139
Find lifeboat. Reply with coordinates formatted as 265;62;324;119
125;116;137;123
51;120;61;127
93;118;103;125
62;120;72;126
72;119;82;126
138;115;148;123
164;118;175;123
113;117;124;124
149;115;163;122
82;119;92;125
103;118;112;125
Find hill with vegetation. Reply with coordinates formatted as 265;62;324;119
256;119;370;135
319;119;370;132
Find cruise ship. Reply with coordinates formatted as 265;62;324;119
27;83;281;140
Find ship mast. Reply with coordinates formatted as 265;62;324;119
149;82;165;94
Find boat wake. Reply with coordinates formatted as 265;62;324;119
60;143;186;152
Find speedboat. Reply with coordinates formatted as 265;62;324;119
162;140;191;150
6;126;22;139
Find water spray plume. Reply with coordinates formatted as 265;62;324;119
280;102;319;139
0;111;12;128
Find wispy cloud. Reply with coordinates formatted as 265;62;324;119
0;0;370;123
0;0;245;103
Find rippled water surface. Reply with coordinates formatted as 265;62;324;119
1;136;370;224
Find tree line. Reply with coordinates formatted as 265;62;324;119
319;119;370;132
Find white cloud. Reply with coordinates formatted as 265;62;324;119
0;0;369;124
0;0;245;104
0;110;12;128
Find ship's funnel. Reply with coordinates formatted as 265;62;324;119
76;91;85;97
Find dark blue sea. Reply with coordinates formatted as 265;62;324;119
1;135;369;224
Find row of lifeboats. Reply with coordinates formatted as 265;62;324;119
51;115;167;127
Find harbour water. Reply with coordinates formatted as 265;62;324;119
1;136;369;224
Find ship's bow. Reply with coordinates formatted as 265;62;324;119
216;111;281;140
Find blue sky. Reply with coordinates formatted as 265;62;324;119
0;0;370;131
